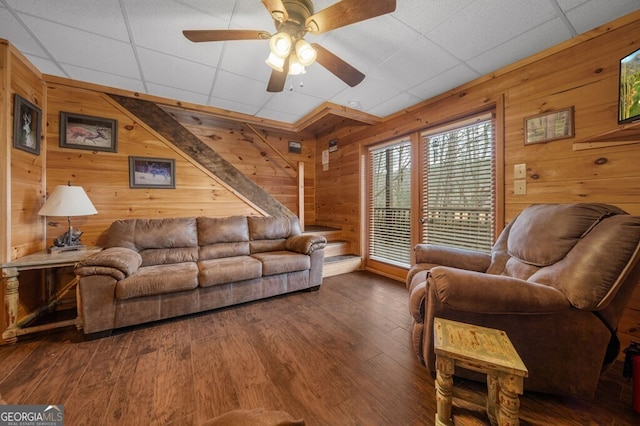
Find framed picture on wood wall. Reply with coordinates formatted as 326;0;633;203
129;156;176;189
60;112;118;152
13;94;42;155
524;107;574;145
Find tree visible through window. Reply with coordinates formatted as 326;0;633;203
369;139;412;266
422;117;495;252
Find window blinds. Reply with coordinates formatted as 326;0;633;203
368;139;412;267
421;116;495;252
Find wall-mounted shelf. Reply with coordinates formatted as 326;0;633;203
573;121;640;151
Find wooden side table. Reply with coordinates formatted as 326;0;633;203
433;317;529;426
1;247;102;344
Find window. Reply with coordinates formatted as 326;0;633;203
368;139;412;267
421;115;495;252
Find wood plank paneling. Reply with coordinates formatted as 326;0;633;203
170;107;317;225
44;84;263;248
316;13;640;351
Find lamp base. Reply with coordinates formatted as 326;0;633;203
48;244;87;254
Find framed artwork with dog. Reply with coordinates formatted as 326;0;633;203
13;94;42;155
60;112;118;152
129;156;176;189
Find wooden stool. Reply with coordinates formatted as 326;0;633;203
433;318;528;426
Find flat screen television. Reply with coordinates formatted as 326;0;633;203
619;47;640;124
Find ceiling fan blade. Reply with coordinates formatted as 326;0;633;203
312;43;365;87
266;60;289;92
183;29;270;43
261;0;289;23
306;0;396;34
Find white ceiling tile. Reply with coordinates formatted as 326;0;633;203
369;91;423;117
427;0;558;60
137;47;215;94
124;0;227;67
229;0;277;30
210;70;273;106
372;36;461;91
146;82;210;105
62;64;147;94
6;0;129;41
466;18;573;75
23;54;67;77
0;7;49;57
565;0;640;34
19;14;141;79
285;65;346;99
556;0;590;10
208;96;262;116
0;1;636;123
331;73;400;112
407;64;480;100
390;0;475;35
262;89;322;118
219;40;272;81
317;14;421;73
255;107;301;124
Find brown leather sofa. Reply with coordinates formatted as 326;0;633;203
407;203;640;398
75;215;326;335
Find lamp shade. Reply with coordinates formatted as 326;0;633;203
38;185;98;217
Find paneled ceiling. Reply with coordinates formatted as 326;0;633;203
1;0;638;125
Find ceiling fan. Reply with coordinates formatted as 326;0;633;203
183;0;396;92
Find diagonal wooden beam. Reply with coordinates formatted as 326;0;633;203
108;94;294;217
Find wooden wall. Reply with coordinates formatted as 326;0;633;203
2;41;46;261
315;12;640;356
1;41;47;342
44;82;267;248
168;107;317;225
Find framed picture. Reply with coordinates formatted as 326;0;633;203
13;94;42;155
60;112;118;152
129;156;176;189
524;107;574;145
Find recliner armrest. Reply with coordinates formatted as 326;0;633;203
429;266;570;313
75;247;142;280
285;235;327;255
414;244;491;272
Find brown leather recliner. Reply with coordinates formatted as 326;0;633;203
407;203;640;398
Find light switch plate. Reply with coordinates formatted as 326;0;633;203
514;179;526;195
514;163;526;179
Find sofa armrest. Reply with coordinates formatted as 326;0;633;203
414;244;491;272
429;266;571;314
75;247;142;280
285;235;327;255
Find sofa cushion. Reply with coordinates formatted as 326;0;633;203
136;217;198;249
248;216;297;240
198;216;249;244
507;203;625;267
116;262;198;300
250;239;287;254
198;256;263;287
140;247;198;267
530;213;640;309
199;242;250;261
251;251;310;276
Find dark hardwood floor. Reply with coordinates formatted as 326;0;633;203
0;271;638;425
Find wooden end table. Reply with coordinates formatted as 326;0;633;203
433;317;529;426
1;247;102;344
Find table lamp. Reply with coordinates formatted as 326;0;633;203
38;182;98;253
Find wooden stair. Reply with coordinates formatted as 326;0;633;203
304;225;362;277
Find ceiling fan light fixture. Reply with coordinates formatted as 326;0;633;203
288;54;306;75
295;39;317;66
269;31;292;57
265;52;286;72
